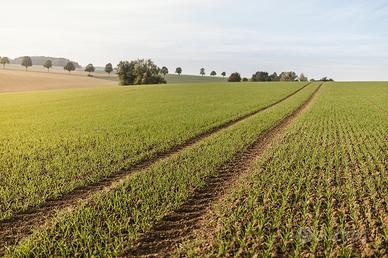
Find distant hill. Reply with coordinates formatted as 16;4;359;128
10;56;82;68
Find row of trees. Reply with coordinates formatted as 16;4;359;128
199;68;227;77
116;61;228;85
158;66;181;76
227;70;333;83
159;66;227;78
64;62;114;75
2;55;333;84
251;71;307;82
2;56;115;76
0;56;54;72
11;57;219;79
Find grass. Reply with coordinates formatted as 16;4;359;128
177;82;388;257
6;82;319;257
164;74;227;84
3;80;385;257
0;82;306;221
87;73;228;84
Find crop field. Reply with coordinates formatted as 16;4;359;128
0;69;116;92
3;64;228;84
0;81;386;257
164;74;227;84
177;82;388;257
0;81;306;221
91;73;228;84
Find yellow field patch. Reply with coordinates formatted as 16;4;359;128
0;69;116;93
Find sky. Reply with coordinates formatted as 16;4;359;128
1;0;388;81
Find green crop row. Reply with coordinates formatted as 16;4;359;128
6;83;319;256
178;82;387;257
0;82;305;220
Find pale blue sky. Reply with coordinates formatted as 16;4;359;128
1;0;388;80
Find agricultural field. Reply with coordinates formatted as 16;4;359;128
164;74;227;84
1;80;319;256
177;82;388;257
2;64;228;84
93;73;227;84
94;73;228;84
2;0;387;257
0;69;116;92
0;80;386;257
0;81;306;221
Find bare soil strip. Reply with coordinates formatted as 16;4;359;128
124;83;323;257
0;83;311;252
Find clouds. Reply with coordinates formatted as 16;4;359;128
1;0;388;80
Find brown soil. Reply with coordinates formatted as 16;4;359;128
124;83;323;257
0;83;312;254
0;69;116;93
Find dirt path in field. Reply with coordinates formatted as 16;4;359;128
0;83;312;254
124;83;323;257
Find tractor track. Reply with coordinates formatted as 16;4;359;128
124;83;323;257
0;83;312;254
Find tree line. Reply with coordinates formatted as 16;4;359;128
0;56;115;75
0;55;333;84
249;71;333;82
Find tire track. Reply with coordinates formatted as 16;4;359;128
124;83;323;257
0;83;311;253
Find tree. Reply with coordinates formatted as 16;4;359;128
270;72;279;81
210;71;217;76
175;67;182;76
221;72;226;77
251;71;270;82
299;73;308;82
0;57;10;69
320;77;334;82
43;60;52;72
228;72;241;82
21;56;32;71
104;63;113;75
161;66;169;76
279;71;298;81
242;77;249;82
116;59;166;86
200;68;205;76
64;61;76;73
84;63;95;75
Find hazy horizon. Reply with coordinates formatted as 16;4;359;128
2;0;388;81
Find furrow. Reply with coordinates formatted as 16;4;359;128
0;83;311;253
124;83;323;257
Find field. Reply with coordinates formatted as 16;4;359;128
98;73;228;84
164;74;227;84
0;79;386;257
0;81;306;221
177;82;388;257
0;69;116;92
2;64;228;85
